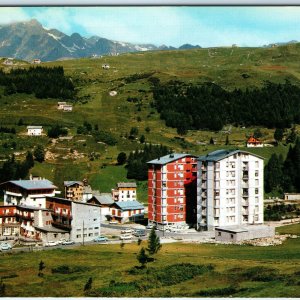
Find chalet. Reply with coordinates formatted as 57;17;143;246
246;136;263;148
0;179;58;208
87;193;114;221
57;102;67;109
112;182;137;202
27;125;43;136
284;193;300;202
64;180;94;202
32;59;41;64
110;200;144;223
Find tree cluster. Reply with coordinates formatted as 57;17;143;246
47;125;68;138
152;80;300;132
0;152;34;182
126;143;170;180
0;127;16;134
265;139;300;194
0;66;75;99
77;122;117;146
264;203;300;221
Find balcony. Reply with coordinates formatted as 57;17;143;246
52;221;72;231
201;183;207;189
201;192;207;198
52;211;73;220
242;201;249;206
242;209;249;215
0;212;16;217
17;213;33;221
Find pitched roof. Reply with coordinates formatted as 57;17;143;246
117;182;137;188
197;149;264;162
147;153;196;165
1;179;57;190
27;126;43;129
113;200;144;211
247;136;262;144
64;181;83;187
89;193;114;205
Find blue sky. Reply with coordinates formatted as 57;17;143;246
1;7;300;47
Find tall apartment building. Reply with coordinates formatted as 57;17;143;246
197;149;264;230
147;153;197;229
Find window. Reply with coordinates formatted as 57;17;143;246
231;234;234;239
93;218;97;221
218;232;221;236
94;227;99;229
89;233;93;237
255;188;259;194
255;171;259;177
76;234;81;238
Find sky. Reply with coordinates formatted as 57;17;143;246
0;7;300;47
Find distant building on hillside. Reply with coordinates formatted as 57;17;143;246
247;136;263;148
27;126;43;136
102;64;110;69
32;59;41;64
57;102;67;109
284;193;300;202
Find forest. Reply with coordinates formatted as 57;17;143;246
265;139;300;194
0;66;75;99
126;144;170;180
152;79;300;132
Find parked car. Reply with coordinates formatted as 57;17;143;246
44;241;58;247
119;234;133;240
0;242;12;251
146;224;156;230
109;220;118;224
94;236;108;243
121;229;134;234
56;238;67;245
62;240;75;245
133;229;146;237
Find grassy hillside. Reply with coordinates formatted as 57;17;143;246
1;45;300;200
0;223;299;297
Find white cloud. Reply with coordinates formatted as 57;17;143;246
0;7;30;24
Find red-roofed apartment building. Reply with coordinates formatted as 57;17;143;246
147;153;197;230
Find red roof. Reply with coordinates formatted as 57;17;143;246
247;136;262;144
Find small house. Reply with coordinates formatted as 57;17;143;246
102;64;110;69
27;126;43;136
110;200;144;223
247;136;263;147
112;182;137;202
63;105;73;112
33;59;41;64
57;102;67;110
87;193;114;221
3;58;13;65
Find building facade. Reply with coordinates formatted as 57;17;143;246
110;200;144;223
147;153;198;229
197;150;264;230
0;205;20;238
112;182;137;202
27;126;43;136
0;179;59;208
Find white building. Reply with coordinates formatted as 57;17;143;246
197;149;264;231
70;201;101;243
112;182;137;202
27;126;43;136
57;102;67;110
0;179;59;208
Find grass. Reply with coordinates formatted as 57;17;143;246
0;223;299;297
1;46;300;196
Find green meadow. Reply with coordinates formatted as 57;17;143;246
1;45;300;197
0;223;299;297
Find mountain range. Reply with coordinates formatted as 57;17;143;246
0;19;201;62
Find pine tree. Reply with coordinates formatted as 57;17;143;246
225;135;229;145
38;260;45;277
0;279;5;296
137;247;149;268
147;227;162;255
209;137;214;145
34;145;45;163
84;277;93;291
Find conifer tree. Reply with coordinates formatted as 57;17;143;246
147;227;162;255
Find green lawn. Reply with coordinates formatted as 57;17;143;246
0;223;299;297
